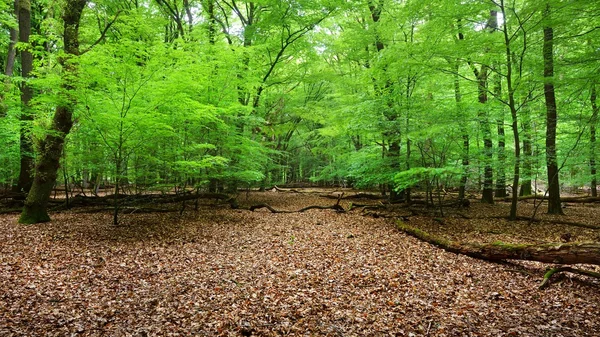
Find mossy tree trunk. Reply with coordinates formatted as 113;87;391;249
397;222;600;266
19;0;87;224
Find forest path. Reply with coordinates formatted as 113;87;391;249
1;192;599;336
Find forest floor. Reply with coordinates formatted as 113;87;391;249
1;190;600;336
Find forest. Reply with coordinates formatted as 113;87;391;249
1;0;600;335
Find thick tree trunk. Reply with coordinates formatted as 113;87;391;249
397;222;600;266
14;0;34;194
590;84;598;197
543;4;562;214
19;0;87;224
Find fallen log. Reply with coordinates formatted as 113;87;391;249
321;193;385;200
249;203;345;213
396;221;600;265
488;215;600;230
502;195;600;203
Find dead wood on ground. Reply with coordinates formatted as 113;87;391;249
396;221;600;265
396;221;600;287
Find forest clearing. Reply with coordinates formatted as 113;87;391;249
1;190;599;336
1;0;600;335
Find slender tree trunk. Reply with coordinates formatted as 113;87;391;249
183;0;193;35
4;0;18;77
369;0;401;201
520;102;533;196
454;64;469;201
19;0;87;224
495;116;506;197
477;69;494;204
206;0;216;45
15;0;34;194
477;11;498;205
543;3;563;214
1;0;19;117
494;71;506;198
591;84;598;197
499;1;520;220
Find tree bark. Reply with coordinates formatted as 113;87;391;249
454;63;469;201
543;3;563;214
498;1;521;220
15;0;34;194
19;0;87;224
369;0;402;201
397;222;600;266
590;84;598;197
4;1;19;77
520;104;533;196
494;72;506;198
1;0;19;117
477;68;494;204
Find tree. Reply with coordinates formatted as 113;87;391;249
1;0;18;117
14;0;34;194
591;83;598;197
19;0;87;224
543;2;562;214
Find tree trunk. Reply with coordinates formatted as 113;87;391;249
590;84;598;197
19;0;87;224
454;63;469;201
397;222;600;266
520;106;533;196
369;0;402;202
4;0;18;77
543;4;563;214
1;0;19;117
206;0;216;45
478;69;494;204
477;11;497;205
495;74;506;198
14;0;34;194
499;0;521;220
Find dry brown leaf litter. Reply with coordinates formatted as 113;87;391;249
1;192;599;336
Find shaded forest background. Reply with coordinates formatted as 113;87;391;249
0;0;599;222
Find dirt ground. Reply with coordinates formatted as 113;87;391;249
1;191;599;336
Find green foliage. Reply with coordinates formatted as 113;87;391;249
394;167;462;191
1;0;598;199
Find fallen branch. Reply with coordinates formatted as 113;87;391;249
249;203;345;213
503;195;600;203
396;221;600;265
74;207;177;214
321;193;385;200
539;266;600;289
489;215;600;230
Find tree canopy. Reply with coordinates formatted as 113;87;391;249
0;0;598;223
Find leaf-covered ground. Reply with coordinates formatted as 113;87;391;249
1;191;599;336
